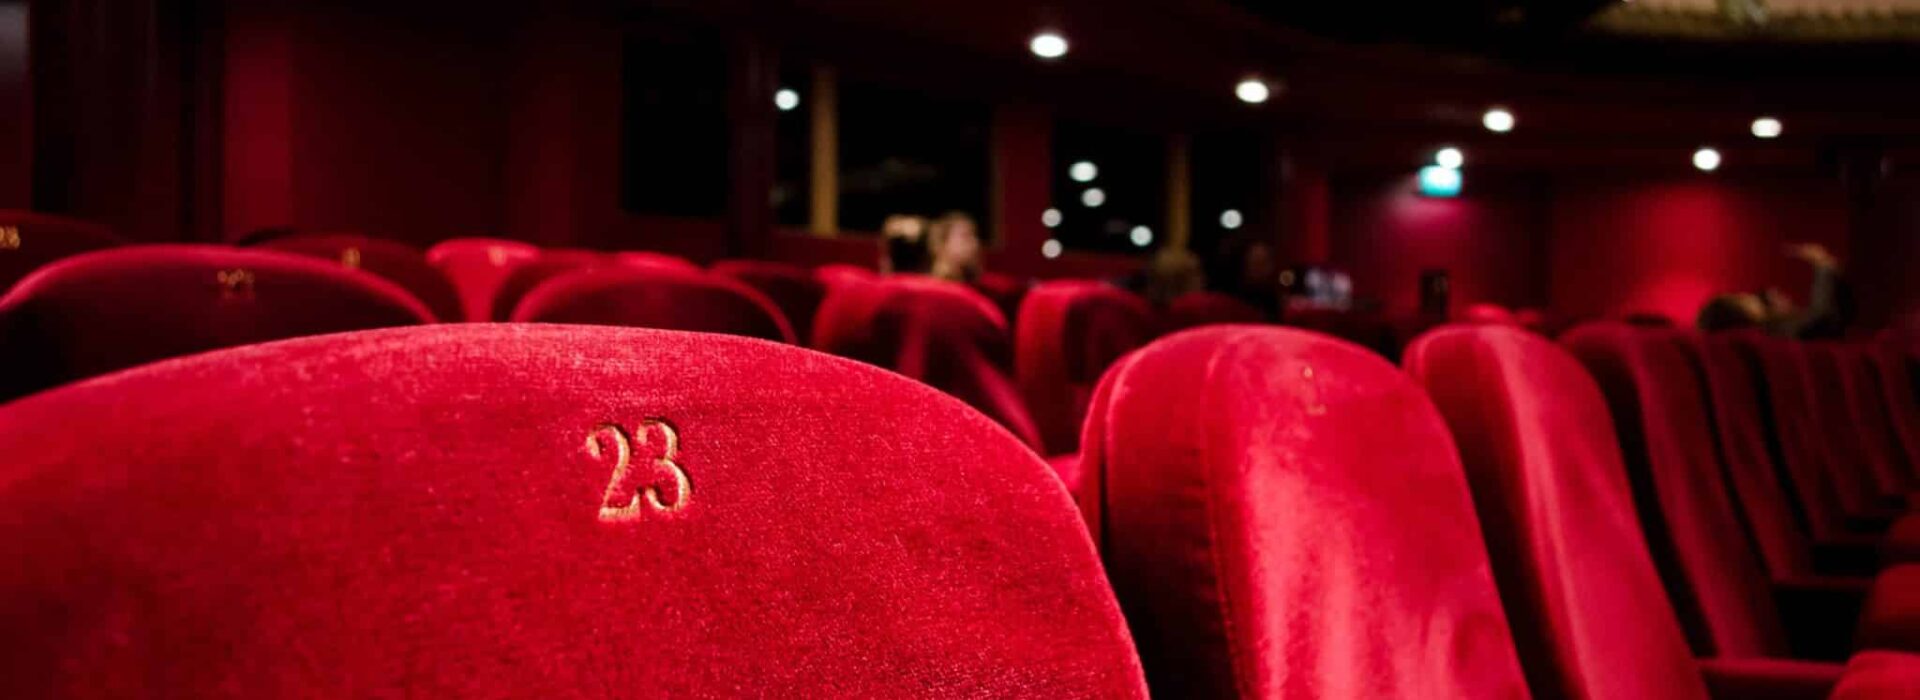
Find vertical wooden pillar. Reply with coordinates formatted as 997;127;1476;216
1167;133;1191;251
807;64;836;236
726;33;775;257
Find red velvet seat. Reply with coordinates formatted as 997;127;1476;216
1836;346;1920;503
614;250;700;271
1829;651;1920;700
0;245;431;402
257;232;462;322
1162;291;1266;332
712;260;826;346
813;262;876;288
1870;345;1920;490
425;237;539;321
488;249;607;321
0;210;124;294
1015;281;1158;455
815;276;1039;449
1808;345;1913;516
0;325;1147;696
1565;324;1862;661
511;267;795;343
1685;333;1825;579
1737;335;1893;533
1079;326;1528;698
973;271;1028;324
1458;302;1516;325
1407;325;1782;699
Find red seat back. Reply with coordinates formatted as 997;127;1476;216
511;267;795;344
258;232;461;322
0;210;124;294
614;251;700;272
816;276;1039;449
1015;281;1159;454
1804;344;1898;515
488;249;606;321
1685;333;1817;579
1870;345;1920;484
1080;326;1527;698
712;260;826;346
973;271;1028;323
1163;291;1266;332
1458;302;1516;325
1562;324;1788;659
0;325;1147;696
425;237;539;321
1405;325;1709;700
1731;335;1854;539
1833;345;1918;500
0;245;431;401
813;263;876;289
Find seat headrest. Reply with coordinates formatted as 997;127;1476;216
0;324;1146;697
1082;325;1526;698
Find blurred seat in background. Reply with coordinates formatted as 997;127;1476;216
0;245;431;402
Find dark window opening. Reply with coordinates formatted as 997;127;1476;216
1048;119;1165;254
620;24;729;218
836;78;990;236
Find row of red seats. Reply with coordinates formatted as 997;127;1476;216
3;319;1915;695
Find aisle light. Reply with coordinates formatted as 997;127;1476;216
1042;238;1064;259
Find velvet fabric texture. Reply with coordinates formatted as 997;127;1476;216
1080;325;1529;699
1870;346;1920;488
1015;281;1159;455
613;251;699;271
1684;333;1822;579
488;250;608;321
424;237;538;322
1459;303;1517;325
1836;346;1920;503
0;210;125;294
0;245;431;402
1404;325;1712;700
1828;651;1920;700
712;260;827;346
0;325;1148;697
1163;291;1266;332
1563;324;1799;659
814;276;1039;449
511;267;796;344
1807;345;1912;514
257;232;462;322
813;263;877;288
974;271;1029;323
1734;335;1883;533
1858;566;1920;654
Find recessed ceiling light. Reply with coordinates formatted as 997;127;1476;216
774;88;800;112
1029;32;1068;59
1041;208;1063;228
1693;147;1721;172
1081;188;1106;208
1751;117;1782;139
1069;161;1099;183
1436;146;1465;169
1042;238;1064;259
1235;78;1271;105
1129;226;1153;247
1483;107;1515;133
1220;209;1243;230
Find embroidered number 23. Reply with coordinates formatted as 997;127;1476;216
585;419;690;521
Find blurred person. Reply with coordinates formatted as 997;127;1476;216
927;211;983;283
1696;242;1852;339
878;214;929;275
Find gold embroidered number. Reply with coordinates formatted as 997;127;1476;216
0;226;19;250
585;419;690;521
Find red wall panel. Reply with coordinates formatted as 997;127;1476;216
1546;175;1849;324
1330;172;1550;318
